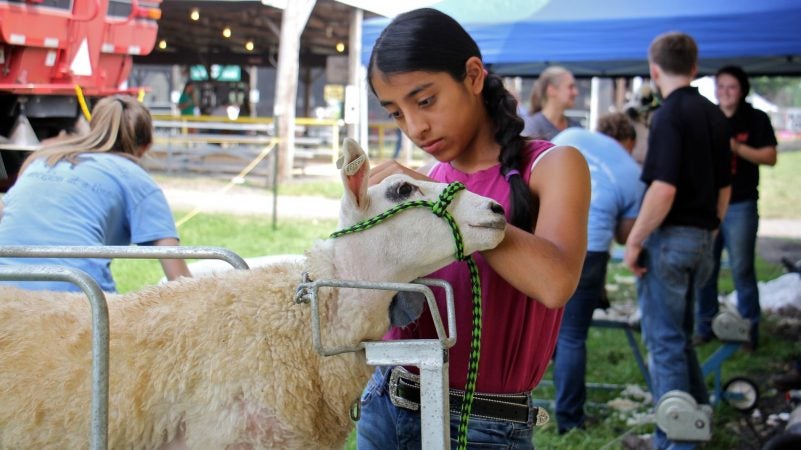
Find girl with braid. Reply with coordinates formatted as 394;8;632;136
358;8;589;449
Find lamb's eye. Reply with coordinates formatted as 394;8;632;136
397;182;414;197
385;181;418;202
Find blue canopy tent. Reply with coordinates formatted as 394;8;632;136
361;0;801;77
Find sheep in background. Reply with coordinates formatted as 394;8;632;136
0;139;507;449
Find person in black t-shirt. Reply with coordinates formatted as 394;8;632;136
694;65;778;351
623;31;732;450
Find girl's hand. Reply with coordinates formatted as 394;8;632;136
730;138;741;156
624;242;647;277
368;159;431;186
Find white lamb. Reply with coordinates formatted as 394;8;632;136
0;139;506;449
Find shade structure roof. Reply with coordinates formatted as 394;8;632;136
361;0;801;77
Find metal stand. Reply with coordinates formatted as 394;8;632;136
297;277;456;450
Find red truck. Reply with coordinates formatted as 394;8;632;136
0;0;162;190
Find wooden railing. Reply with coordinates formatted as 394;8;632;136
146;115;427;178
147;115;341;177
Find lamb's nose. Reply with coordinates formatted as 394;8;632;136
490;202;505;216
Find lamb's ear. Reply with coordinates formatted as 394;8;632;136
389;291;426;328
337;138;369;209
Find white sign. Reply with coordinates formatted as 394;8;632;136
344;84;359;124
70;38;93;77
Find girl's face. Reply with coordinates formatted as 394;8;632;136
715;73;742;110
548;73;578;109
370;68;485;162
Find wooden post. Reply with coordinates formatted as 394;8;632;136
347;8;363;143
274;0;315;181
615;77;628;112
249;65;258;118
302;66;312;118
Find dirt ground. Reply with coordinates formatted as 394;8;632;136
757;236;801;268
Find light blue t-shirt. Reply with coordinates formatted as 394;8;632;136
0;153;179;292
552;128;644;252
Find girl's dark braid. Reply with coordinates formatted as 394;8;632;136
482;73;533;230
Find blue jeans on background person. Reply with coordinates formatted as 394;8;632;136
638;226;713;450
356;367;538;449
553;251;609;433
696;200;760;347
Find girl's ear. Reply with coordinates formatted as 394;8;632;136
464;56;486;94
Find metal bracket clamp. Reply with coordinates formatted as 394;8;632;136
0;265;110;450
655;390;713;442
296;277;457;449
712;309;750;342
295;277;456;356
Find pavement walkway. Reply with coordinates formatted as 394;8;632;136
164;184;341;221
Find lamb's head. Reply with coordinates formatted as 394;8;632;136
333;138;506;283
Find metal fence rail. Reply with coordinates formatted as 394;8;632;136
0;265;110;450
0;245;250;270
148;116;340;177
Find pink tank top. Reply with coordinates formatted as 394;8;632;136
386;140;564;393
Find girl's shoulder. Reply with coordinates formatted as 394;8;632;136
527;140;587;188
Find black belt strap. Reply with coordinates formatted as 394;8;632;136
394;377;530;424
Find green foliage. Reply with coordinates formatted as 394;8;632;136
751;76;801;107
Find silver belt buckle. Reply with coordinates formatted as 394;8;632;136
388;366;420;411
535;407;550;426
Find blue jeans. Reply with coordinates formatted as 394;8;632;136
553;251;609;433
696;200;760;346
638;226;713;450
356;367;538;449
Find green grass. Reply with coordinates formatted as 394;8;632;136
111;212;337;293
526;256;793;450
528;318;799;450
759;149;801;219
272;179;343;199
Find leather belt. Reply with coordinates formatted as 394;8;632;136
387;366;549;426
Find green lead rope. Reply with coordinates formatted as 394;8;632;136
330;182;481;450
458;256;482;450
